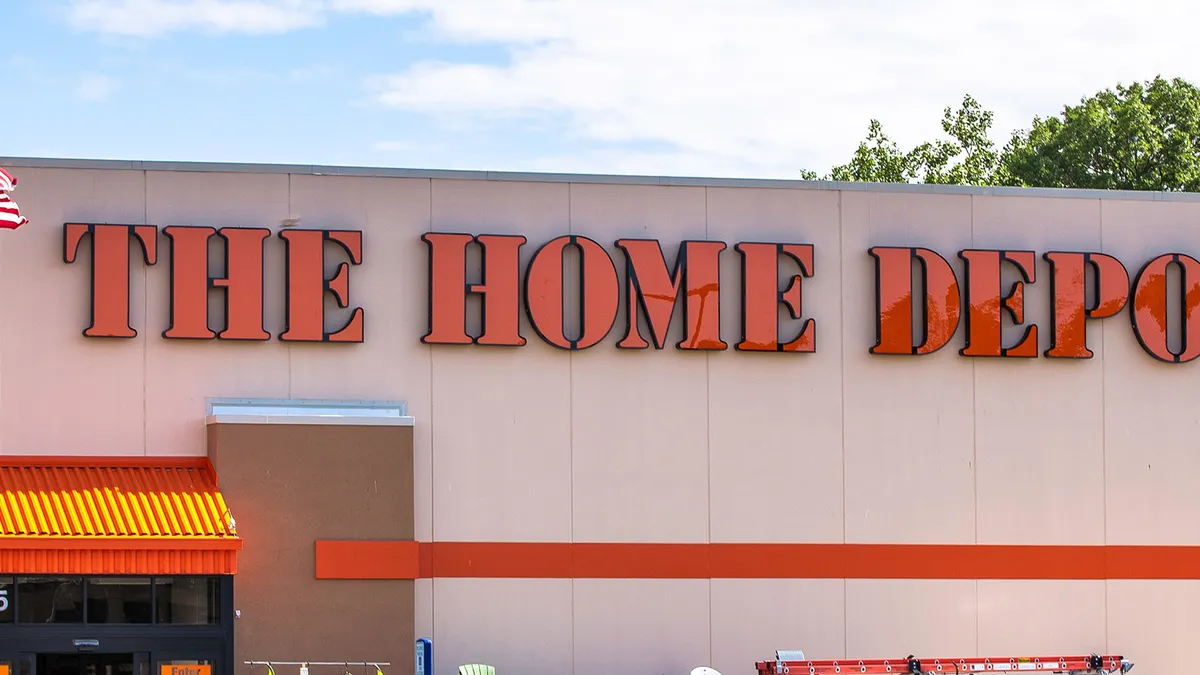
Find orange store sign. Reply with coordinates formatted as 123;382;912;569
160;666;211;675
63;223;363;343
61;223;1200;363
422;234;805;351
421;234;1186;363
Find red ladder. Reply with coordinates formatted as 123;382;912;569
755;653;1133;675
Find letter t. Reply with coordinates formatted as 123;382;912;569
63;223;158;338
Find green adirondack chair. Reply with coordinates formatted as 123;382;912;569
458;665;495;675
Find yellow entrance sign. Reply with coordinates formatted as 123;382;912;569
161;666;211;675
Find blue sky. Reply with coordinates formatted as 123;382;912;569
6;0;1199;179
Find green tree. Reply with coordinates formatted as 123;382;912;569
802;94;1000;185
929;93;998;185
831;120;915;183
804;76;1200;192
1000;76;1200;191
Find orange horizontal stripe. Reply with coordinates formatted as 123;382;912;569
315;540;420;579
367;542;1200;580
0;548;237;575
432;542;574;578
0;536;243;551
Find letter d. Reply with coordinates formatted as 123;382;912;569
869;246;961;355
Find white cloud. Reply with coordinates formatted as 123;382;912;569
65;0;432;36
66;0;1200;177
362;0;1200;176
516;149;789;181
68;0;326;37
76;73;120;102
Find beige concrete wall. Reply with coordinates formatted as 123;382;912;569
2;166;1198;675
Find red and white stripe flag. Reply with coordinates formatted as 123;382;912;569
0;167;28;229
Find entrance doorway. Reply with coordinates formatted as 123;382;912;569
38;654;134;675
0;576;232;675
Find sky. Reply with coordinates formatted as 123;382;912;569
5;0;1200;179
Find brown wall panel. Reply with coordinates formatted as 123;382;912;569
208;423;415;675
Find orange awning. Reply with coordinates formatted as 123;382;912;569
0;456;242;575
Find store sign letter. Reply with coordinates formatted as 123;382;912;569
279;229;364;342
64;223;363;343
1130;253;1200;363
163;226;270;340
868;247;961;356
958;249;1038;358
64;223;158;338
1042;252;1128;359
617;239;725;350
423;234;815;352
733;243;814;352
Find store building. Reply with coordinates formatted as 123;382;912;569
0;156;1197;675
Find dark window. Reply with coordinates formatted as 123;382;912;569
0;576;12;623
155;577;221;624
86;577;152;624
17;577;84;623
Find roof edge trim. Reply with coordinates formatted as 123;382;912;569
206;414;416;427
4;156;1200;202
0;455;211;469
0;536;243;550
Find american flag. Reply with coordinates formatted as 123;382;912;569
0;167;28;229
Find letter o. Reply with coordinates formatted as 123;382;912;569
524;235;619;350
1131;253;1200;363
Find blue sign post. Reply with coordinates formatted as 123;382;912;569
415;638;433;675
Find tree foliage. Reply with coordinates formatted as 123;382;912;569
804;76;1200;192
